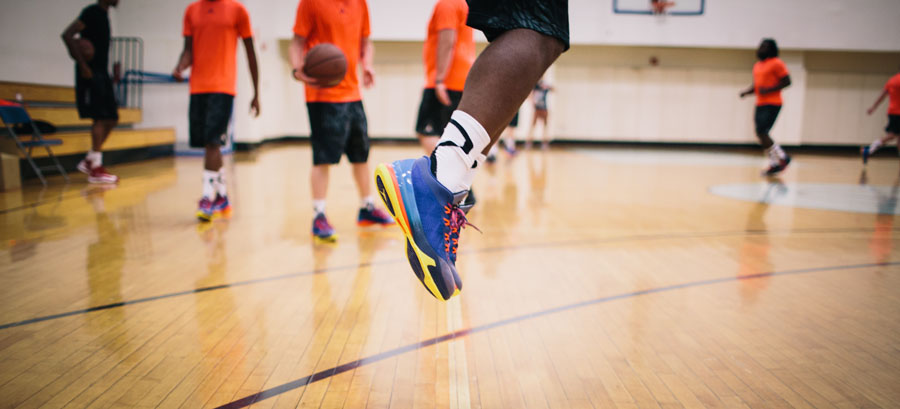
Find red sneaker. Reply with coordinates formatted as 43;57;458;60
87;166;119;184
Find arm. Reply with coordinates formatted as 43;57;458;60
433;29;456;105
867;89;889;115
288;35;323;86
759;75;791;94
243;37;260;117
172;37;192;82
61;18;92;79
739;82;754;98
360;37;375;88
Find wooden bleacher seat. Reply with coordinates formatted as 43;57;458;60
0;81;174;160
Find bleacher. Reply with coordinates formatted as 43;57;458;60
0;80;175;160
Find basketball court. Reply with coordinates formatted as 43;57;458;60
2;0;900;407
1;143;898;408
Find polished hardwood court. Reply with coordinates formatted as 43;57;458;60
1;143;898;408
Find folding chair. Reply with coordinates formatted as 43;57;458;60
0;105;68;186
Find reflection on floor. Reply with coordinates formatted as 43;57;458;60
1;143;898;408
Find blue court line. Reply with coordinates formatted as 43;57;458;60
215;261;899;408
0;227;895;331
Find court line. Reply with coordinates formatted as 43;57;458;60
0;226;896;331
214;261;900;408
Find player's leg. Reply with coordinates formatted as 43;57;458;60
755;105;790;176
196;94;234;221
415;89;443;155
346;101;394;227
863;116;900;164
374;0;569;300
79;71;120;183
308;102;346;242
538;109;550;149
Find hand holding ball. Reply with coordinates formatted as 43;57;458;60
298;43;347;88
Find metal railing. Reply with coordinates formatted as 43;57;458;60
110;37;144;109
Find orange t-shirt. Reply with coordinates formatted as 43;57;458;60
183;0;253;95
423;0;474;91
293;0;371;103
885;73;900;116
753;57;789;106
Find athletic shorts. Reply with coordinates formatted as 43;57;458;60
76;68;119;121
415;88;463;136
509;111;519;127
467;0;570;51
754;105;781;135
307;101;369;165
189;93;234;148
886;115;900;134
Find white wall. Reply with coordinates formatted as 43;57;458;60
2;0;899;148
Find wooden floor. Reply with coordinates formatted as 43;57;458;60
1;143;898;409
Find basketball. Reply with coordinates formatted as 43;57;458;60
78;38;94;61
303;43;347;88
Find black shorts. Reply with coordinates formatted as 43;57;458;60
415;88;463;136
886;115;900;134
467;0;570;51
509;111;519;127
76;68;119;121
754;105;781;135
307;101;369;165
189;93;234;148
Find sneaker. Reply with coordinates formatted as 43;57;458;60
861;146;870;165
76;159;92;175
87;166;119;184
197;197;215;222
762;155;792;176
358;205;395;227
312;213;338;243
374;156;479;300
212;194;232;217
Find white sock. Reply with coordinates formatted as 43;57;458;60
313;200;327;215
202;170;218;199
360;196;375;209
87;151;102;168
215;168;227;197
431;111;491;193
462;153;486;189
869;140;883;153
771;144;786;160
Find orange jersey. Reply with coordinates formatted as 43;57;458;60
183;0;253;95
423;0;475;91
293;0;371;103
753;57;789;106
885;73;900;115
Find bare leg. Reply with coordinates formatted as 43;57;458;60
418;134;439;155
756;132;775;149
204;144;223;171
91;119;117;151
456;29;565;154
526;114;538;149
311;164;329;201
351;162;371;199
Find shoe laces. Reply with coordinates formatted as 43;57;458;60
442;204;481;255
315;215;333;231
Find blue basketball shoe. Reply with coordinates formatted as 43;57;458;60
374;156;478;300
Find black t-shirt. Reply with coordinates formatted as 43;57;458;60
78;4;110;71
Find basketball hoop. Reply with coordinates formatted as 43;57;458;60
650;0;675;14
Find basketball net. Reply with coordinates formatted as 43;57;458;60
651;0;675;14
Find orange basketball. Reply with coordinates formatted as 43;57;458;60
303;43;347;88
